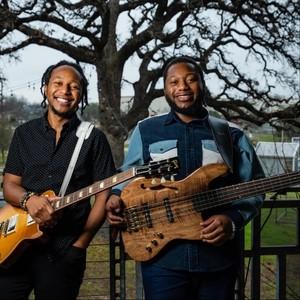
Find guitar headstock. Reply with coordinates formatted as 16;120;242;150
135;157;179;178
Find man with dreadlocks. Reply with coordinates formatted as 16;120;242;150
0;61;115;300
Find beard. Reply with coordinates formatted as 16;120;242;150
165;94;205;118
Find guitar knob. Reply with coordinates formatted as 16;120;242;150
151;239;158;246
160;177;166;183
154;232;164;239
146;245;152;252
151;178;157;184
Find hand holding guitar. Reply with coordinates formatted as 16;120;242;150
25;194;60;228
106;194;124;226
200;214;234;246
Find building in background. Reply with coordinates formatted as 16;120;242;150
255;141;300;176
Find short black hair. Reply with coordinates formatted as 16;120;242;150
162;56;207;104
40;60;89;114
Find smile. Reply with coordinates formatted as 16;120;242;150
176;94;193;101
55;97;72;104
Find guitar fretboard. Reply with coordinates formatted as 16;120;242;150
51;157;179;211
52;168;136;211
195;171;300;211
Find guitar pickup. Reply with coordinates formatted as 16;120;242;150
163;198;174;223
4;215;18;235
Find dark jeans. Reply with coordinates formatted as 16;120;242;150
141;263;237;300
0;245;86;300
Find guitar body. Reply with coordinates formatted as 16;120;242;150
0;190;55;267
0;204;42;266
121;163;229;262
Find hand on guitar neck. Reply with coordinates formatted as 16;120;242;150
25;191;60;229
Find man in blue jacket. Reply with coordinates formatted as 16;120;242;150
106;56;265;300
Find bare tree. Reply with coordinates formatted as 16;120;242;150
0;0;299;165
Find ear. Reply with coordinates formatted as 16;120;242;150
42;85;47;94
42;85;49;99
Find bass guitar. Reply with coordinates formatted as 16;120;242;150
0;157;179;266
121;163;300;261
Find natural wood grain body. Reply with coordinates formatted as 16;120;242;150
121;163;229;261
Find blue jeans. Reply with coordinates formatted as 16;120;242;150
141;263;237;300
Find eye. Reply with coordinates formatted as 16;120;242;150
186;76;197;83
53;80;62;86
71;85;80;90
168;79;178;86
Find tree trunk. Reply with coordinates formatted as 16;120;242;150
105;131;126;168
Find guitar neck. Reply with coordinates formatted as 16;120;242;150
52;168;137;211
51;157;179;212
196;171;300;211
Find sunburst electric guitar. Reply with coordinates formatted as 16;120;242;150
121;163;300;262
0;158;179;267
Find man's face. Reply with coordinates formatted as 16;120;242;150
164;62;203;116
44;65;82;118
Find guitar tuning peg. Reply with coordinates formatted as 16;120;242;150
151;178;157;184
160;176;166;183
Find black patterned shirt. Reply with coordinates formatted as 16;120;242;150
4;113;115;255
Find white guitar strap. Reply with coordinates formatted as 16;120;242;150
58;121;94;197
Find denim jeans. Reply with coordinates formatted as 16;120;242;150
141;263;237;300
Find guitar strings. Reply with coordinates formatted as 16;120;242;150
125;172;300;229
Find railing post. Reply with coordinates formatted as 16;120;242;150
276;254;286;299
109;227;126;300
235;229;245;300
251;212;261;300
109;226;117;300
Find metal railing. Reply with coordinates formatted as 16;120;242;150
241;196;300;300
110;195;300;300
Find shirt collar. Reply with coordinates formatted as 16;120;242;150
164;108;209;126
41;111;81;133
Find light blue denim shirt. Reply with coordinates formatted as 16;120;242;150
115;109;265;272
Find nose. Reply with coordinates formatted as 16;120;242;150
178;79;189;90
61;84;72;94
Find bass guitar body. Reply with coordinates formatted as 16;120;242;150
121;163;229;262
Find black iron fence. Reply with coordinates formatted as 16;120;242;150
110;194;300;300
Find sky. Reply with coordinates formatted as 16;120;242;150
1;45;104;104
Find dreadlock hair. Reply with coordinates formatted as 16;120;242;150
40;60;89;114
162;56;207;105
